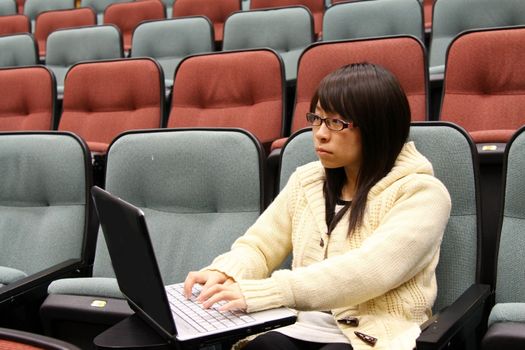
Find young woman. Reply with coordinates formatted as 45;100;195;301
184;63;451;350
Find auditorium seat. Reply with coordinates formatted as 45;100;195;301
279;123;490;350
41;128;264;349
271;35;428;151
0;33;37;67
0;66;55;131
58;58;164;154
103;0;165;53
322;0;424;43
172;0;241;45
482;126;525;350
250;0;324;38
45;25;123;97
429;0;525;78
0;14;30;36
34;7;96;58
0;131;96;330
167;49;285;153
439;26;525;145
0;0;16;16
222;6;314;85
23;0;75;31
131;16;214;89
80;0;131;24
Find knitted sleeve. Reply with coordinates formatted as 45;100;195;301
237;175;452;313
203;171;298;282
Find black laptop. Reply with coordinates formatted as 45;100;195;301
91;186;297;348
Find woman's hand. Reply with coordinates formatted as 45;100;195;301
183;270;230;298
183;270;247;311
198;282;247;312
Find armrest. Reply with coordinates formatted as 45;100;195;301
482;322;525;350
0;258;85;304
416;283;491;350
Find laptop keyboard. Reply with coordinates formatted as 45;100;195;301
166;283;256;333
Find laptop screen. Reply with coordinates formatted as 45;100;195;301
91;186;176;337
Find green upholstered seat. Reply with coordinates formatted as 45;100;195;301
0;0;16;16
80;0;131;24
482;127;525;349
0;132;94;308
42;129;264;346
45;25;123;96
131;17;214;88
222;6;314;84
0;34;37;67
323;0;424;43
429;0;525;76
279;123;488;349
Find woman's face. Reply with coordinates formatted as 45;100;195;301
312;104;363;176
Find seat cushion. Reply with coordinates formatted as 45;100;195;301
488;303;525;327
47;277;124;299
0;266;28;285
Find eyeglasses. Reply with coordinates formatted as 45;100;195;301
305;112;354;131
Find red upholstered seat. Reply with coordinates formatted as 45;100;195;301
440;26;525;144
59;58;164;153
172;0;240;43
103;0;165;52
34;8;96;57
250;0;324;37
167;49;284;151
0;66;55;131
0;14;30;35
271;35;428;151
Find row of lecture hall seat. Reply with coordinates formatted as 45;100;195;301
1;0;524;70
0;0;435;39
0;124;524;349
2;26;525;153
1;0;525;123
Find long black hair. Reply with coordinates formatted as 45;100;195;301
310;63;411;235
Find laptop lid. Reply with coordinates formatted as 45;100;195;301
91;186;177;338
92;185;297;345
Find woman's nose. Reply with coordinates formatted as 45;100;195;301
314;121;331;141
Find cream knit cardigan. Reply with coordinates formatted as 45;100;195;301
207;142;452;350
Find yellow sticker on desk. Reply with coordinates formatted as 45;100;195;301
482;145;498;151
91;300;107;308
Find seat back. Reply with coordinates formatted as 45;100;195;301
167;49;285;149
250;0;324;37
0;15;30;36
131;16;214;86
439;26;525;144
0;66;55;131
323;0;424;42
80;0;131;23
103;0;165;51
291;36;428;134
429;0;525;75
0;131;92;284
45;25;123;93
92;128;264;285
279;123;480;312
493;127;525;305
222;6;314;83
34;8;96;58
0;0;16;16
59;58;164;154
0;33;37;67
172;0;241;42
23;0;75;21
0;327;81;350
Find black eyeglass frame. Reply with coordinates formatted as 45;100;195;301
305;112;355;131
